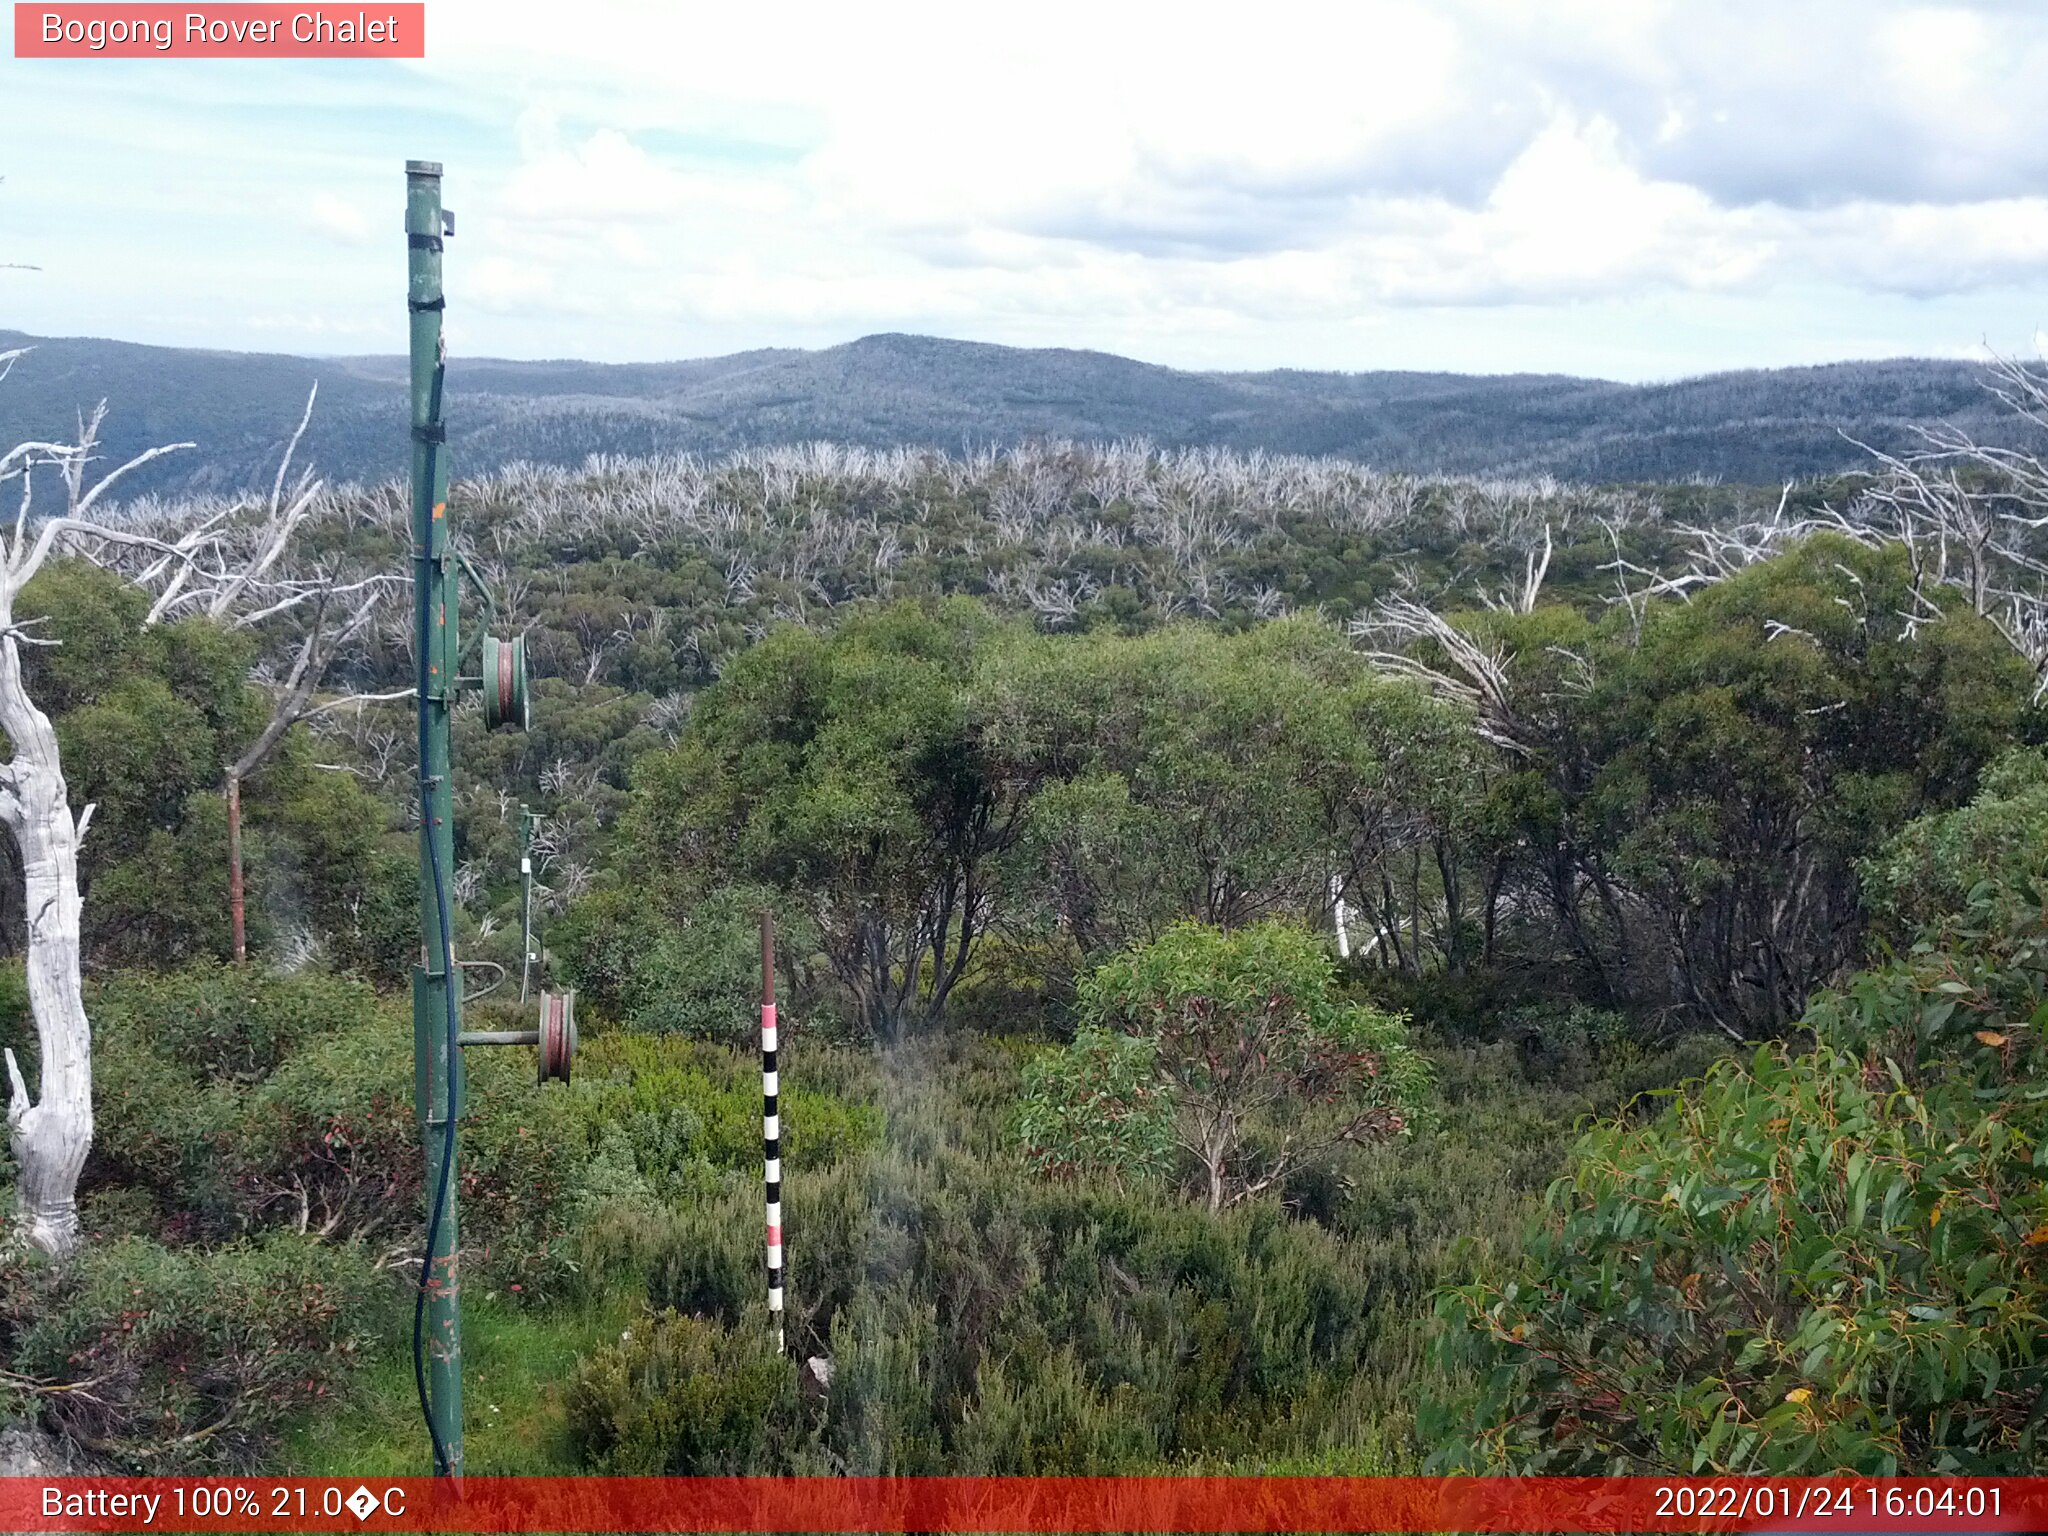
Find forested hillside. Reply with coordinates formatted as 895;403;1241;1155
1;362;2045;1476
0;329;2024;497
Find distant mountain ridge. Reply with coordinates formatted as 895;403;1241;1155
0;328;2020;497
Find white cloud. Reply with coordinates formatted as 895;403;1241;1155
434;0;2048;318
1803;197;2048;296
301;193;373;246
469;255;556;313
499;124;679;222
8;0;2048;373
1387;113;1769;303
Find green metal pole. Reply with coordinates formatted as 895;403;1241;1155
406;158;464;1479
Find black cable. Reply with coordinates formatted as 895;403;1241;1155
410;426;461;1480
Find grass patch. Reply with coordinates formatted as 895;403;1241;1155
282;1289;643;1476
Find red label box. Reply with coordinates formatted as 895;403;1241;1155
13;3;425;57
4;1477;2048;1533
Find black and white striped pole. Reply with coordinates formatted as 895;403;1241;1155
761;909;785;1355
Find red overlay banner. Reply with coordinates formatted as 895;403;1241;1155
3;1478;2047;1533
13;4;424;57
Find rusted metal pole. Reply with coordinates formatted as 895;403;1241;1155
761;909;784;1354
226;774;246;964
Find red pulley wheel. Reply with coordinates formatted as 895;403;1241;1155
481;634;529;732
538;989;576;1083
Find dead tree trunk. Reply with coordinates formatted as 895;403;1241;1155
0;620;91;1256
0;367;210;1254
0;387;197;1255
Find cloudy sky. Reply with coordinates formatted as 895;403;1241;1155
3;0;2045;379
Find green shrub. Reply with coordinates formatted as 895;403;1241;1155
461;1041;591;1290
86;966;582;1287
0;959;30;1046
233;1008;583;1289
559;883;816;1046
1449;999;1649;1086
948;1349;1159;1473
2;1234;381;1471
80;1185;163;1243
321;846;419;989
624;1038;1393;1474
551;886;657;1024
565;1035;881;1308
571;1033;879;1187
88;962;372;1084
943;936;1070;1039
817;1287;946;1473
560;1139;697;1296
1431;882;2048;1473
86;964;386;1234
1863;746;2048;935
645;1179;762;1327
226;1011;418;1244
89;1026;232;1234
566;1309;796;1472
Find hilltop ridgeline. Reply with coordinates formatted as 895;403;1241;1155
0;328;2021;496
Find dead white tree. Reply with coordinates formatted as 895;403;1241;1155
1826;362;2048;698
1639;371;2048;702
0;368;385;1252
1351;596;1531;754
0;369;198;1256
1479;523;1553;614
180;389;409;963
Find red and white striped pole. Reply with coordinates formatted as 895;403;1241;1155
761;909;784;1355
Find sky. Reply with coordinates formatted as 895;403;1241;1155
2;0;2046;381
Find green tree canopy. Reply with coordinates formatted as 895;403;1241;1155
0;561;405;974
623;598;1035;1040
1027;921;1433;1211
1462;534;2030;1034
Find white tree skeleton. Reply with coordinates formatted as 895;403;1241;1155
0;386;197;1256
0;365;377;1254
